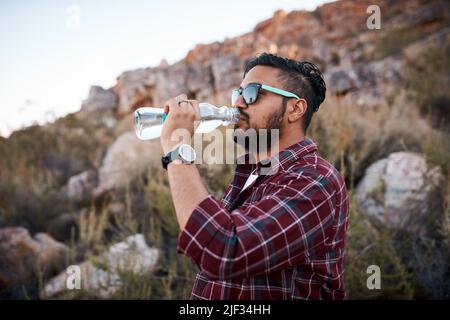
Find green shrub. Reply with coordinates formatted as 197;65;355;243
374;17;449;59
345;191;415;299
406;40;450;130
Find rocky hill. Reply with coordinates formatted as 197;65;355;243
79;0;449;116
0;0;449;299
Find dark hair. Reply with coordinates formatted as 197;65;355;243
244;53;326;133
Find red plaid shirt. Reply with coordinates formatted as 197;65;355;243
177;138;350;300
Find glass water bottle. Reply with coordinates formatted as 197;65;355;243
134;102;240;140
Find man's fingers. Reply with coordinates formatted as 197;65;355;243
181;100;200;122
164;94;186;114
189;100;201;121
160;95;199;147
164;94;201;124
163;101;170;114
163;97;176;114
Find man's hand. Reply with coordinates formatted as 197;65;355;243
160;94;200;154
159;94;209;231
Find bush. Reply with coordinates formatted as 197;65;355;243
309;91;428;188
406;40;450;130
345;191;415;299
0;113;114;232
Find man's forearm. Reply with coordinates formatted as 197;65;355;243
167;163;209;230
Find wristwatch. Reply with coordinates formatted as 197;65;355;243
161;144;196;170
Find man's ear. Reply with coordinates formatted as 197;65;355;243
287;98;308;123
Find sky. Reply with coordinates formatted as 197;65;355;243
0;0;329;137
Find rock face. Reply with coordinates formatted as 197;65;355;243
0;227;68;289
95;131;162;192
102;0;449;116
42;234;159;298
326;68;359;95
81;86;118;113
356;152;444;233
114;62;215;115
66;169;99;202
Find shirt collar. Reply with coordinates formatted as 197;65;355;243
236;138;318;175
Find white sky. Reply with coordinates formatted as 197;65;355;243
0;0;329;137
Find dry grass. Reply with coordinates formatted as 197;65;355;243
2;39;450;299
3;86;450;299
310;90;431;190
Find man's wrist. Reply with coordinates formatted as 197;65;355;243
167;159;182;167
161;139;191;155
161;141;178;155
161;143;196;170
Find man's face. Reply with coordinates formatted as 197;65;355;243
232;65;287;152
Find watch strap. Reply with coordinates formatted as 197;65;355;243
161;144;195;170
161;148;178;170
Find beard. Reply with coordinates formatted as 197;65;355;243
232;99;286;154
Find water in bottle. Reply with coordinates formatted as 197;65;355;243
134;102;240;140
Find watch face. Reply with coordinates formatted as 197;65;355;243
179;144;196;162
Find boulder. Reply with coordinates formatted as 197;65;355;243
326;68;359;95
211;54;242;92
42;234;159;298
356;152;444;233
81;86;118;113
66;169;98;202
95;131;162;193
0;227;68;289
115;68;157;115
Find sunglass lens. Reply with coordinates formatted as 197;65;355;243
231;89;240;106
243;85;258;105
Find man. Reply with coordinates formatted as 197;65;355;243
160;53;349;300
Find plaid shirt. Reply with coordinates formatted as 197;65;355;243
177;138;350;300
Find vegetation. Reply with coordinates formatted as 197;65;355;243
374;8;450;60
1;42;449;299
406;40;450;130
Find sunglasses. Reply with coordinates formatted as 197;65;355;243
231;83;300;106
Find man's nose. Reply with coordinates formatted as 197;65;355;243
233;94;248;109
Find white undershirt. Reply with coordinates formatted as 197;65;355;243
242;172;259;192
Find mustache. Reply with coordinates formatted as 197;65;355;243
237;109;249;121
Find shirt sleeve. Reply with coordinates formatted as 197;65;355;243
177;172;338;280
